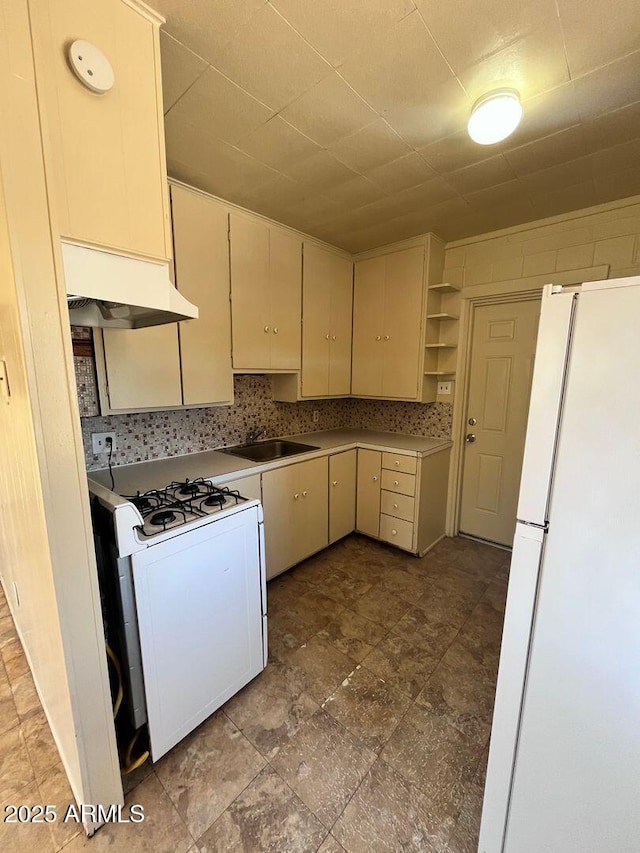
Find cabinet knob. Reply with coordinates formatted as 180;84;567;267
332;480;338;487
294;493;299;500
273;327;279;334
393;480;399;485
391;529;398;536
375;335;381;341
384;335;390;341
372;476;378;481
394;460;400;466
302;490;308;497
332;335;337;341
325;334;331;340
393;503;399;509
264;325;270;333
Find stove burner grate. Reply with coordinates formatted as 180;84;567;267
203;493;225;508
178;482;201;496
150;510;177;526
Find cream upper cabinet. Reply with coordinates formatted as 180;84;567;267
230;215;301;371
171;184;233;406
101;326;182;411
30;0;171;261
302;244;353;398
329;451;357;544
262;457;328;579
352;246;426;400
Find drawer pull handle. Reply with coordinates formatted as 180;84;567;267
375;335;381;341
391;529;397;535
264;325;270;333
294;493;299;500
372;476;378;481
302;490;308;497
273;327;279;334
393;480;399;485
325;333;330;340
332;335;337;341
394;460;400;466
332;480;338;486
384;335;390;341
393;503;398;509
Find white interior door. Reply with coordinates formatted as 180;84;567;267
459;299;540;546
503;282;640;853
132;507;264;760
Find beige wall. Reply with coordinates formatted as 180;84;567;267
0;0;121;821
444;195;640;296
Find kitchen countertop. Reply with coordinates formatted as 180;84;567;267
88;428;452;496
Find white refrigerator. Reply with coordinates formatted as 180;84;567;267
479;277;640;853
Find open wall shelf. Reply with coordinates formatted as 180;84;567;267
428;282;460;294
423;281;461;401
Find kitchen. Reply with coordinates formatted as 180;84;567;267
0;1;639;852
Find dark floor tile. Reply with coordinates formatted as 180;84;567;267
1;639;29;683
287;636;357;704
331;758;454;853
377;566;432;604
270;709;376;828
361;633;441;700
0;668;19;736
313;567;374;608
64;773;193;853
20;712;60;780
37;762;81;850
223;660;319;759
424;565;489;604
412;582;476;629
322;666;411;754
271;590;339;644
11;671;40;720
0;725;34;802
351;585;409;629
155;712;265;839
317;608;387;663
0;781;55;853
317;836;347;853
391;607;458;656
197;766;326;853
0;616;16;649
380;704;483;819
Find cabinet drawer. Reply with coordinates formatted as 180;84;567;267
382;452;417;475
380;490;415;523
380;514;414;551
381;469;416;497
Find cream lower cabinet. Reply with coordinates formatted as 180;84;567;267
356;449;382;538
230;215;301;372
262;457;328;580
357;448;450;555
329;451;357;544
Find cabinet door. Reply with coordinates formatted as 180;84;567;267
329;451;357;544
230;214;270;369
102;326;182;410
294;457;329;564
329;254;354;396
269;229;301;370
382;247;424;399
31;0;170;260
261;465;297;580
301;244;331;396
356;449;381;537
171;185;233;405
352;256;385;396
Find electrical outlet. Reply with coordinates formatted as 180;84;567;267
92;432;116;454
312;410;320;424
437;381;452;395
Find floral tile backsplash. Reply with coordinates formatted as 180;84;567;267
75;357;453;471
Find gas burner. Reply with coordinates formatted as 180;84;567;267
178;482;201;496
132;496;152;511
150;510;176;526
203;494;225;508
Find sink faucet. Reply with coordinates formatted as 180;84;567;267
246;427;265;444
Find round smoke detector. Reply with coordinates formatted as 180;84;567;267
67;40;114;94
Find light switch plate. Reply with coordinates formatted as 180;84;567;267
437;381;452;395
92;432;116;454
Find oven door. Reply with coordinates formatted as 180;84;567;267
131;504;264;760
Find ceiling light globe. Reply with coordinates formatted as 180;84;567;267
467;90;523;145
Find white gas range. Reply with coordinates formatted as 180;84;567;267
89;474;267;761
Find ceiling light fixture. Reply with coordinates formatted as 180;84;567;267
467;89;522;145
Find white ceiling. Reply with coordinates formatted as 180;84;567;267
153;0;640;252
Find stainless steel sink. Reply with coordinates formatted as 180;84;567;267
219;439;319;462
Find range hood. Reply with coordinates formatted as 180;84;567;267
62;241;198;329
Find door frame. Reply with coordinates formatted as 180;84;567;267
446;287;543;539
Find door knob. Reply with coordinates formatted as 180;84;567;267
468;417;477;426
466;434;476;443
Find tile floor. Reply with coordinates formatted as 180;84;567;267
0;534;510;852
